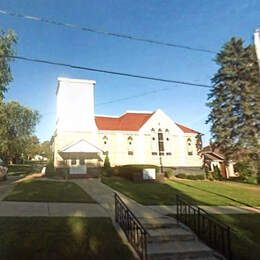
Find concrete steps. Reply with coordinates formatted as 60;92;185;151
148;227;195;242
137;216;218;260
147;240;215;259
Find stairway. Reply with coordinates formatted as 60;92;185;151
138;216;219;260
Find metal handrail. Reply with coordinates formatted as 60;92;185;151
176;195;232;259
115;193;147;260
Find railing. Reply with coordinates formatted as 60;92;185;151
115;193;147;260
176;195;232;259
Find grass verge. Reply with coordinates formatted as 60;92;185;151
4;180;96;203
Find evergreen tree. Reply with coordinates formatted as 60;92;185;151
207;38;260;177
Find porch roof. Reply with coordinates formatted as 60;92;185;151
59;139;103;160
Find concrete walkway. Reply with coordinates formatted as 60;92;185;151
148;205;260;215
73;178;163;219
0;201;108;217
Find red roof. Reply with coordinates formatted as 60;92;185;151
95;112;154;131
175;123;199;134
95;112;199;133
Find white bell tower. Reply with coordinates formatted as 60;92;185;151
56;77;97;133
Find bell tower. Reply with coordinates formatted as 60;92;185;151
56;77;97;133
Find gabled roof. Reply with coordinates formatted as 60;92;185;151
175;123;199;134
95;111;199;133
95;112;154;131
60;139;102;153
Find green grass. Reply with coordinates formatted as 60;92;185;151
0;217;134;260
102;177;260;206
4;180;96;203
215;214;260;260
7;163;43;176
169;214;260;260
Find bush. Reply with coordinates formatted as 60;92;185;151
101;167;114;177
175;173;205;180
45;161;55;176
164;168;174;179
104;154;111;168
116;164;158;182
212;166;223;180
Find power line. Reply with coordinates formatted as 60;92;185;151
0;8;217;54
96;87;170;106
3;54;212;88
41;87;171;116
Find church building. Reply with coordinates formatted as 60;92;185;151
51;77;203;176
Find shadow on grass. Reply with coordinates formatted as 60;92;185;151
172;180;258;208
0;217;134;260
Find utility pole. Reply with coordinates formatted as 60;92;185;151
254;28;260;71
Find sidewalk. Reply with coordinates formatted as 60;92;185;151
73;178;163;219
148;205;260;215
0;201;108;217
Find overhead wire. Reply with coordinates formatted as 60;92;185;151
0;8;217;54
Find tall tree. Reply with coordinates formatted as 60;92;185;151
0;30;16;99
207;38;260;176
0;101;40;163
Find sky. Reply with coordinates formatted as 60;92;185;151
1;0;259;144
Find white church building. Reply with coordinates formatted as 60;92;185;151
51;77;203;176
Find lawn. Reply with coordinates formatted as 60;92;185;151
102;177;260;206
4;180;96;203
0;217;134;260
7;163;43;176
215;214;260;260
168;213;260;260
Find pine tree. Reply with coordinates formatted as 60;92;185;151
207;38;260;178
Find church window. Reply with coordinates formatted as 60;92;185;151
127;136;133;155
103;136;108;145
187;138;193;156
158;130;164;153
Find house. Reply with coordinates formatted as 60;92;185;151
201;145;237;178
51;77;203;176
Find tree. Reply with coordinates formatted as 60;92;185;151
207;37;260;178
0;101;40;163
24;135;41;160
0;30;16;99
40;140;52;159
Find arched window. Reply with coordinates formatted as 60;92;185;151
187;138;193;156
103;136;108;154
127;136;133;155
151;128;157;155
158;129;164;155
103;136;108;145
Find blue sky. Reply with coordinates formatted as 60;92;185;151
1;0;259;144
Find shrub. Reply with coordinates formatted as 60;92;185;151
212;166;223;180
164;168;174;179
206;171;214;181
175;173;205;180
117;164;158;182
101;167;114;177
104;154;111;168
45;161;55;176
